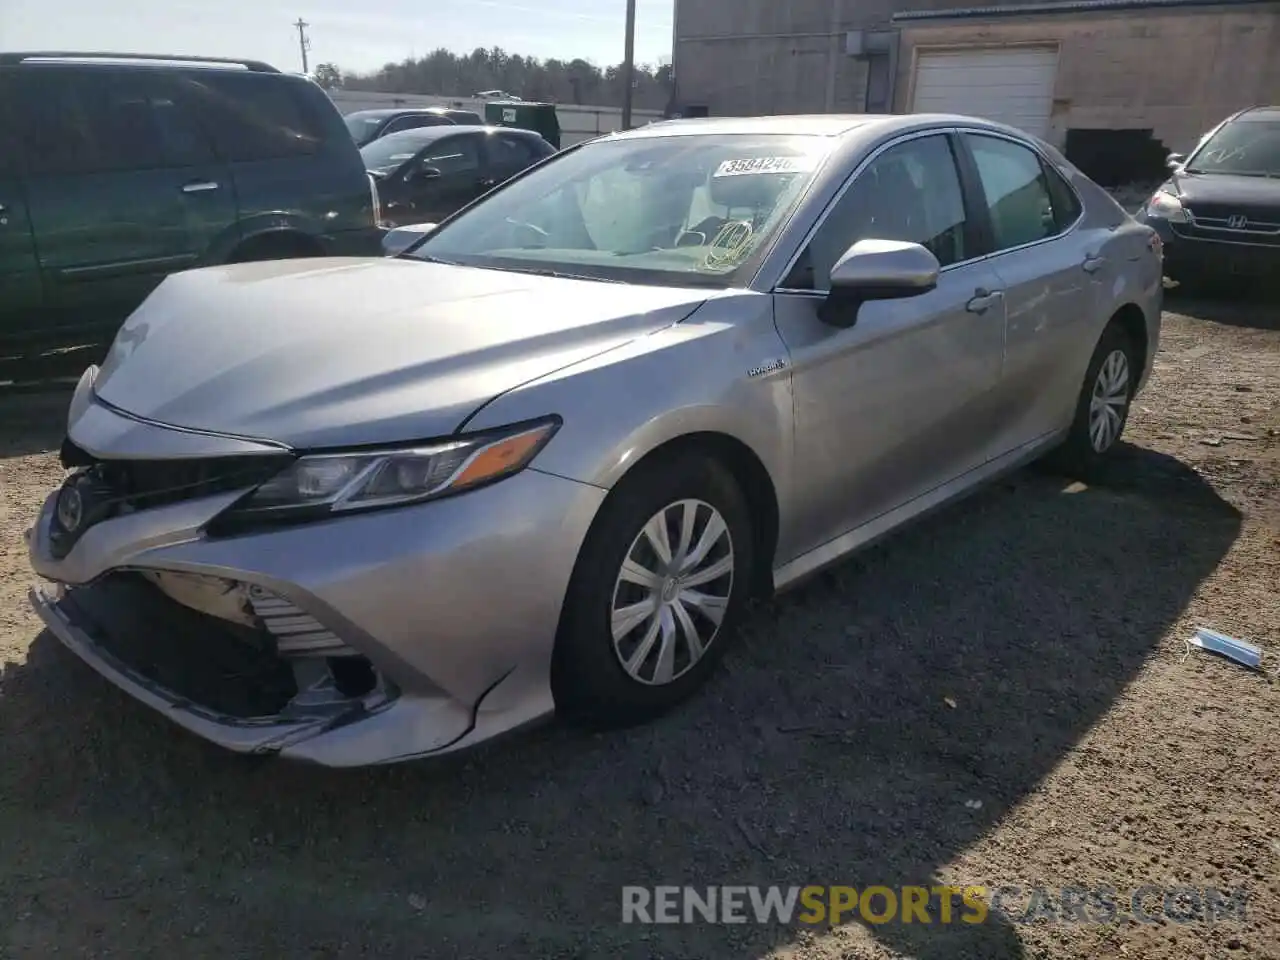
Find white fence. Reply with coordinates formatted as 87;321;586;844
326;89;664;146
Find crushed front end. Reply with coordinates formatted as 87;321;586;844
27;386;603;766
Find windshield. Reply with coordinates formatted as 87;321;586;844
1185;119;1280;176
359;131;431;175
345;114;386;146
408;133;831;287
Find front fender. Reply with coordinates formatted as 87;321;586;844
464;293;795;524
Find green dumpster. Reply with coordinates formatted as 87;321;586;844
484;100;561;149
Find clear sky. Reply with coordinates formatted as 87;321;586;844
0;0;675;75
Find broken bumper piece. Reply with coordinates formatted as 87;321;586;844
29;574;483;766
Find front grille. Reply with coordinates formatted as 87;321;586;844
1172;219;1280;247
59;442;294;512
49;443;295;559
1181;204;1280;247
1183;201;1280;224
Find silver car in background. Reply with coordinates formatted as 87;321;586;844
27;114;1163;766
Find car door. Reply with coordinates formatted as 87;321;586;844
16;67;213;341
957;131;1103;457
408;133;486;220
0;68;45;345
772;132;1007;560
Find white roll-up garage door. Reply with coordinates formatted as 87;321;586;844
911;47;1059;139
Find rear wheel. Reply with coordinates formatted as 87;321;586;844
1045;322;1138;479
552;452;754;727
228;233;322;264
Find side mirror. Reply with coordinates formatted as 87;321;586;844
818;239;940;328
412;165;443;181
381;222;439;257
1166;152;1185;171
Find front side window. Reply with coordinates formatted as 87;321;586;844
19;70;171;175
423;136;481;175
786;134;969;291
1184;118;1280;176
411;134;832;287
965;134;1061;251
360;131;430;176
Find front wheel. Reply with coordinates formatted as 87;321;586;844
552;453;754;727
1045;322;1138;479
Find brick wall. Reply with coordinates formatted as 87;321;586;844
895;5;1280;152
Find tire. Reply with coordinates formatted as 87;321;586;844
552;452;754;727
1045;321;1139;480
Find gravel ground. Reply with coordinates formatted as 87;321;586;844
1;295;1277;960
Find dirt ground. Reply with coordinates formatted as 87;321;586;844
1;295;1277;960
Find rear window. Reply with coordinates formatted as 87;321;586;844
178;73;326;161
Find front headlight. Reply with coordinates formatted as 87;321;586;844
220;416;560;526
1145;189;1188;222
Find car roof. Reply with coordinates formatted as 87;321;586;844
605;113;1021;141
1235;106;1280;122
349;108;453;119
362;124;538;144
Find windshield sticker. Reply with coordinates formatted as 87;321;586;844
713;156;819;178
702;220;755;270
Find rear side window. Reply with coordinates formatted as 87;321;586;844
1043;163;1082;231
964;134;1063;251
18;69;174;175
179;73;325;161
487;133;543;170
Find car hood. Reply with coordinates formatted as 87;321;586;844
1170;171;1280;210
92;258;714;449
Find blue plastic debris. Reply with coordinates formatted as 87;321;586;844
1187;627;1263;670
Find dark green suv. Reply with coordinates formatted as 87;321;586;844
0;53;382;356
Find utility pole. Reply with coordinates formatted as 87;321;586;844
621;0;636;129
294;17;311;74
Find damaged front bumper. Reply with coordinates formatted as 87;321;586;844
27;411;605;766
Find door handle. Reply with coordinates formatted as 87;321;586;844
477;177;498;189
966;288;1003;314
1082;255;1105;274
181;181;220;194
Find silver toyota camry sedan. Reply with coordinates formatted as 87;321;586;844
27;114;1164;766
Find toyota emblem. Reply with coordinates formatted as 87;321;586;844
1227;214;1248;230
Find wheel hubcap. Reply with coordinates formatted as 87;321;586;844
1088;349;1130;453
610;498;734;686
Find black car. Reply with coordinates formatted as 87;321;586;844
360;125;555;227
344;107;486;146
1137;105;1280;290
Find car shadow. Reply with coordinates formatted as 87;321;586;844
1165;285;1280;331
0;386;74;458
0;444;1240;959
